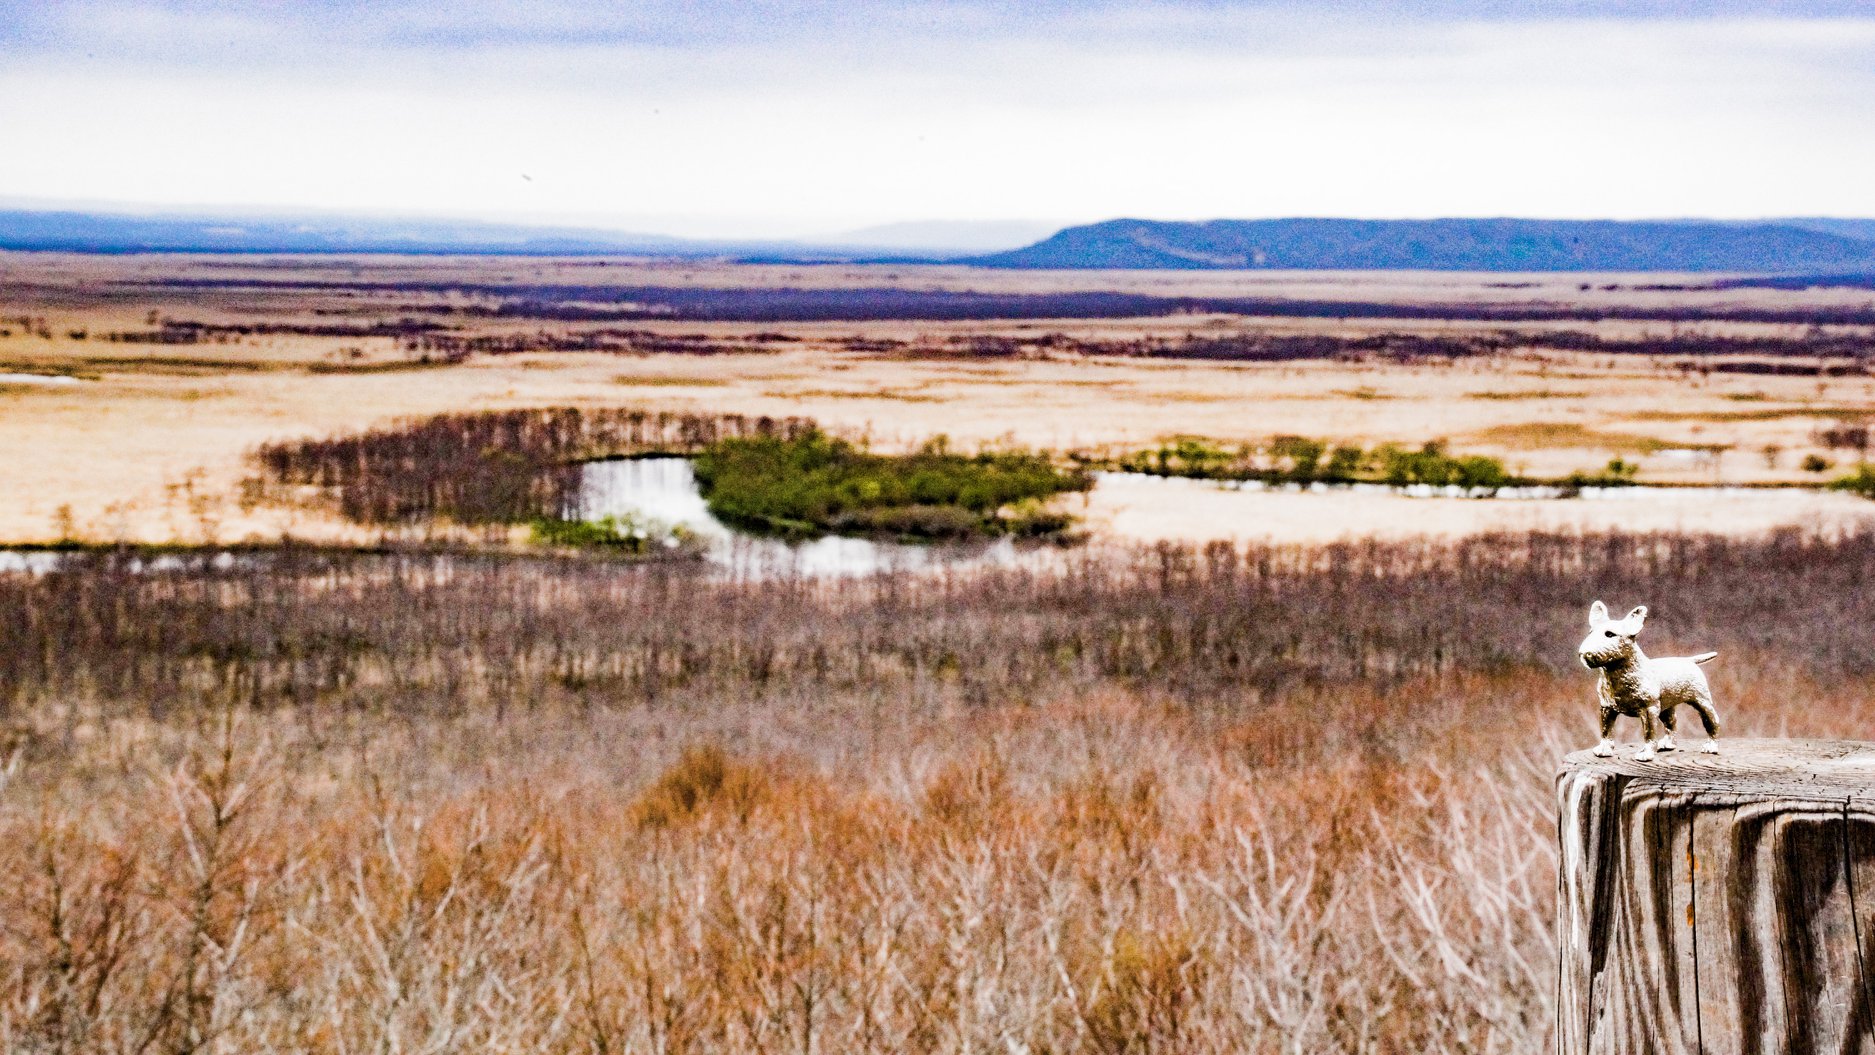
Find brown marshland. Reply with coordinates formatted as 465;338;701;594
3;252;1875;1052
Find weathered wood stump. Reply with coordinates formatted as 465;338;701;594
1559;739;1875;1055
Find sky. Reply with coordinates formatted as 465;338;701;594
1;1;1873;239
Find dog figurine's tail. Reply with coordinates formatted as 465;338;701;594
1692;651;1718;664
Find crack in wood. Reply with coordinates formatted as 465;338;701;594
1558;740;1875;1055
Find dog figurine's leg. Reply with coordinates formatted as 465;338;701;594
1593;705;1617;757
1655;705;1678;753
1686;689;1721;754
1635;708;1660;762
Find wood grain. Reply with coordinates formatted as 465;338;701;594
1558;739;1875;1055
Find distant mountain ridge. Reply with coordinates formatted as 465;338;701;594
1778;218;1875;244
0;208;1047;259
0;209;915;259
824;220;1063;253
970;218;1875;272
6;207;1875;271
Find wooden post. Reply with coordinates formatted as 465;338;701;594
1558;739;1875;1055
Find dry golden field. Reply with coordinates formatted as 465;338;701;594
5;253;1875;1053
5;533;1874;1053
2;252;1872;546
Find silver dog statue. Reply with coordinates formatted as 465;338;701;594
1578;601;1720;761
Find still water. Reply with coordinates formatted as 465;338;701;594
2;463;1830;580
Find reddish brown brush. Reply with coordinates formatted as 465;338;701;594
1;530;1872;1052
253;407;816;526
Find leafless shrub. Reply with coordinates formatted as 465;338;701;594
253;407;815;525
1816;418;1873;456
1;531;1872;1052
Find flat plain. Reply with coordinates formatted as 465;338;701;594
2;252;1872;546
6;252;1875;1054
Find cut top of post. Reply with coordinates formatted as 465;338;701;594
1560;737;1875;800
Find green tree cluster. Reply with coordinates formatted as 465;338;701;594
1832;464;1875;499
693;431;1093;540
1375;441;1512;489
1108;436;1511;490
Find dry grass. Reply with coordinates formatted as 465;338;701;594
3;530;1874;1052
4;255;1875;546
612;375;731;387
0;693;1582;1055
1630;406;1875;424
0;692;1572;1055
77;356;294;375
1464;389;1589;401
1080;473;1875;544
761;386;947;403
4;252;1875;1051
1469;422;1688;453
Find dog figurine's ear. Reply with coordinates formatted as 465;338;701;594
1622;605;1648;634
1588;600;1608;625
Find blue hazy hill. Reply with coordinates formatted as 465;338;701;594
0;209;716;255
0;208;1024;260
969;217;1875;272
0;209;919;260
6;209;1875;272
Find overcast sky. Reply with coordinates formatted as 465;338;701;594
2;1;1872;238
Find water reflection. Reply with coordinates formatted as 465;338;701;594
577;457;720;531
3;465;1827;581
0;373;83;387
0;551;68;574
0;551;240;575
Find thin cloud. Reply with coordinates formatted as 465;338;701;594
0;1;1871;233
8;0;1871;58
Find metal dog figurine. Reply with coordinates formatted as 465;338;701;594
1578;601;1720;761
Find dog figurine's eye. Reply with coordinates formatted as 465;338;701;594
1604;630;1616;637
